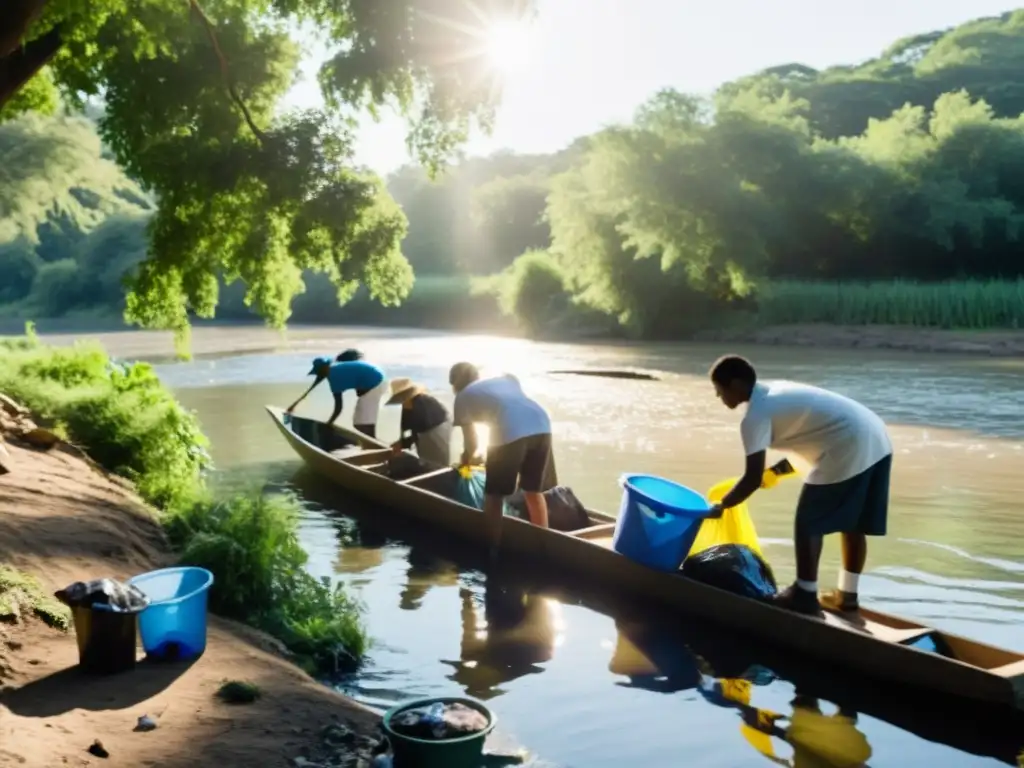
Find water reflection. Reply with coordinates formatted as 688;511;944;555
443;573;564;700
296;488;1024;767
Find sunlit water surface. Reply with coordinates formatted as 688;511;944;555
136;328;1024;767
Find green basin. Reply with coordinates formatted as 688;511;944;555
382;696;496;768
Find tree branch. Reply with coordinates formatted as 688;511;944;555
0;0;48;58
187;0;267;144
0;23;62;112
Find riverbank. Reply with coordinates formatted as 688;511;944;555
9;319;1024;359
693;323;1024;357
0;410;382;767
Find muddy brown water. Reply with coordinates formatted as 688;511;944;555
78;327;1024;767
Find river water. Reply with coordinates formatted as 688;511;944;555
120;326;1024;767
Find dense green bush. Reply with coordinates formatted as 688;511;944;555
27;259;85;316
0;242;40;303
0;329;209;509
0;328;367;672
164;490;367;674
484;250;570;335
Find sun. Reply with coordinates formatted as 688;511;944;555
483;18;534;77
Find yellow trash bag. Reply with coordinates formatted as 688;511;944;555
690;460;796;559
690;479;764;558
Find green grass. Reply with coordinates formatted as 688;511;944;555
757;279;1024;329
0;324;210;510
0;566;71;630
216;680;262;704
0;327;367;674
164;489;367;675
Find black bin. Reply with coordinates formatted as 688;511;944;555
72;605;141;674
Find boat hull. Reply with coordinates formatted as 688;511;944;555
267;406;1024;710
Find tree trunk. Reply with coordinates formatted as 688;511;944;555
0;0;48;57
0;23;62;112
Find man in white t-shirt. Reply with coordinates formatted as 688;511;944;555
449;362;553;556
708;355;893;616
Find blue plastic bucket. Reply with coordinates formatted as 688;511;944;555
128;567;214;662
612;474;711;572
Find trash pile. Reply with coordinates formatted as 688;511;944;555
54;578;151;613
681;544;778;600
389;702;489;741
504;486;590;531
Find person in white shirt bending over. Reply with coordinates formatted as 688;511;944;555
708;355;893;616
449;363;552;556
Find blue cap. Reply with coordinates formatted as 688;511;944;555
308;356;332;375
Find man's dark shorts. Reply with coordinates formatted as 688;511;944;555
795;454;892;537
485;433;552;497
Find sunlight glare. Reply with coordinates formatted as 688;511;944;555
484;18;534;77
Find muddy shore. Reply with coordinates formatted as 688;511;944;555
0;408;382;768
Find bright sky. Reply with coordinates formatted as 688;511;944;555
284;0;1019;176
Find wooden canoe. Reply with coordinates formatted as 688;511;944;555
267;406;1024;710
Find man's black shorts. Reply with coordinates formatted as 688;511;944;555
484;433;552;496
795;454;892;537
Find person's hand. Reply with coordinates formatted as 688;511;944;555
460;451;474;467
708;503;725;519
391;442;404;456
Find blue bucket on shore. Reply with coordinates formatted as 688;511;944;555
128;566;214;662
612;474;711;572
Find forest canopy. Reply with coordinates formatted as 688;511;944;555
3;9;1024;338
0;0;533;338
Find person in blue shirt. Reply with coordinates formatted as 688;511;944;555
286;349;388;437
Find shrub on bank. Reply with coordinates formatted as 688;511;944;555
0;328;368;673
0;326;209;509
164;490;367;674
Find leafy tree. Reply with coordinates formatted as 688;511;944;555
0;240;41;302
470;172;551;272
719;11;1024;139
1;0;534;339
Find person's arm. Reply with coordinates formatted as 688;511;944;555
714;450;766;513
287;376;324;413
710;414;770;516
460;424;479;466
326;392;342;425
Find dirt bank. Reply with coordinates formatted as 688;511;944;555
0;412;382;767
693;324;1024;357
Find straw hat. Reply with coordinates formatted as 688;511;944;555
386;377;425;406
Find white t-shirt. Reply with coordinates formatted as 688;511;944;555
741;380;892;485
453;375;551;447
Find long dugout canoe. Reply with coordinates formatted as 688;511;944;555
267;406;1024;710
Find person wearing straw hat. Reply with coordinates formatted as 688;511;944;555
386;377;452;466
286;349;388;438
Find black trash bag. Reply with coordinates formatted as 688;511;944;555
505;486;590;532
55;578;150;613
390;702;488;740
681;544;778;600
